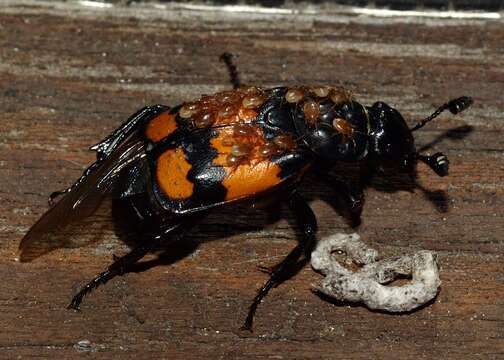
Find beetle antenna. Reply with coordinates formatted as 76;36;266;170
417;152;449;177
220;52;241;89
410;96;473;132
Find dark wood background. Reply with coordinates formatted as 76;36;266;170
1;1;503;358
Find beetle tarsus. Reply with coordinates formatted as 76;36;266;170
66;209;183;310
243;192;317;330
256;264;274;275
243;246;305;331
67;270;111;310
68;244;152;310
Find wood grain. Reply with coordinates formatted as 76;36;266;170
1;1;503;358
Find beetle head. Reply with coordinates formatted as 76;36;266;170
367;101;416;173
367;96;473;176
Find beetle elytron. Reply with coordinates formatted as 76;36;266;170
20;53;472;330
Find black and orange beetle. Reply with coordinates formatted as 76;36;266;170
20;53;473;330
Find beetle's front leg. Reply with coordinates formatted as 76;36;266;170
242;191;317;331
332;179;364;216
316;171;365;226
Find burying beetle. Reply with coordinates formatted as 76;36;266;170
20;53;473;330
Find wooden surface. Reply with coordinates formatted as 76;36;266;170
1;1;503;358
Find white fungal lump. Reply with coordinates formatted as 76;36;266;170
311;233;441;312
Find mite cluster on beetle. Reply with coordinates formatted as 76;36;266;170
285;86;354;130
20;53;472;331
178;86;266;128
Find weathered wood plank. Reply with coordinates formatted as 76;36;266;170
0;1;503;358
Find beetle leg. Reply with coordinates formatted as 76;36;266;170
220;52;241;89
67;222;184;310
316;174;364;227
67;193;184;310
48;105;168;206
48;189;68;206
256;264;276;275
331;179;364;215
336;181;365;227
67;242;153;310
67;220;184;310
348;186;364;213
242;191;317;331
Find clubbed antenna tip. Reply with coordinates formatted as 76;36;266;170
411;96;473;132
447;96;473;115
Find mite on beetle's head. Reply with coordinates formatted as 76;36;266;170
366;96;473;176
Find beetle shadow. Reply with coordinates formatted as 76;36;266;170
299;163;365;228
364;168;453;213
300;159;449;227
365;167;450;214
110;199;196;272
417;125;473;153
110;195;287;273
415;124;474;213
301;155;453;220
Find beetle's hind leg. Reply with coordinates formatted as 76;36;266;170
67;194;183;310
68;220;185;310
242;191;317;331
48;105;168;205
68;242;153;310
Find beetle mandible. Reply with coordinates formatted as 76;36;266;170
20;53;473;330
